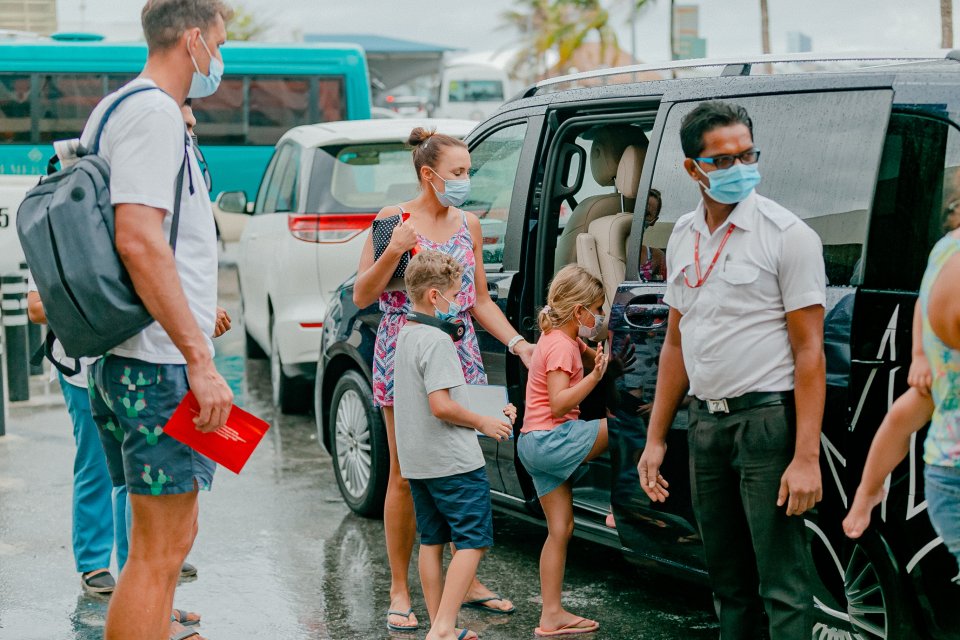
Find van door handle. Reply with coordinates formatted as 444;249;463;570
624;303;669;330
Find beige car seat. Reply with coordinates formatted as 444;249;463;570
554;127;649;272
576;144;645;311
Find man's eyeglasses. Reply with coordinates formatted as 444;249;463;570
693;149;761;171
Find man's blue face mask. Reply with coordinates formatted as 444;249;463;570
695;162;761;205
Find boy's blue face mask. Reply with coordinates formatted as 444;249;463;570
434;291;462;322
695;162;761;205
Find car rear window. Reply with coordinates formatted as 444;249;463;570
318;143;418;211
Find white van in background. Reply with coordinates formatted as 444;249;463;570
0;176;33;274
436;63;512;121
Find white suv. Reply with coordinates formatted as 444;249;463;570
220;118;477;412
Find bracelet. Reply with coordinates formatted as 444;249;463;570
507;335;525;355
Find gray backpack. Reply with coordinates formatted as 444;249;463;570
17;85;187;359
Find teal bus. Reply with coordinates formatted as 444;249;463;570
0;38;372;197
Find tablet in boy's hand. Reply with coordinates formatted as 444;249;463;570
459;384;514;439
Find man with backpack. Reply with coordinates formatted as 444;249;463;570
73;2;232;639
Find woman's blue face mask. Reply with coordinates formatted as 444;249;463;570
429;169;471;208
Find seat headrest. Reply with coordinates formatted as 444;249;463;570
588;126;649;187
615;145;645;199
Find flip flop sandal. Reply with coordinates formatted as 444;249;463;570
534;617;600;637
457;629;479;640
462;594;516;614
386;608;419;632
172;609;201;627
81;569;116;594
169;629;201;640
180;562;198;578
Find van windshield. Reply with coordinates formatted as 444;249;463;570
310;142;419;212
448;80;504;103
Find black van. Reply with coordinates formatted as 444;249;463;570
314;53;960;638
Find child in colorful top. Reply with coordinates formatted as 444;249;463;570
394;250;516;640
843;301;934;538
519;265;641;637
845;228;960;566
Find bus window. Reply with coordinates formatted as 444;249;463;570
193;77;245;145
0;75;31;142
318;78;344;124
249;77;311;146
38;74;105;142
448;80;504;103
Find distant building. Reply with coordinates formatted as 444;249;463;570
787;31;813;53
673;5;707;60
0;0;56;36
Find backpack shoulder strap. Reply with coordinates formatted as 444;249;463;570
170;134;187;252
88;85;163;155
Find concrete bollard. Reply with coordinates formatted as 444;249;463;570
20;262;42;376
2;273;29;402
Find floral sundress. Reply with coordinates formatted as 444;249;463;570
372;210;487;407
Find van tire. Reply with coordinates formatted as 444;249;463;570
329;370;388;518
841;534;911;639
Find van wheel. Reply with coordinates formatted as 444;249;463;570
329;370;388;518
840;536;910;639
270;319;307;414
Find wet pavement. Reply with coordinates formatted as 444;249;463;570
0;266;719;639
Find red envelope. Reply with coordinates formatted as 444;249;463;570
163;391;270;474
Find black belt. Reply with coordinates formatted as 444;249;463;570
695;391;792;415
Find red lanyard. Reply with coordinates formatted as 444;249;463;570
683;224;736;288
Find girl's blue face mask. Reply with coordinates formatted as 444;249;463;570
695;162;761;205
434;291;462;322
429;169;471;208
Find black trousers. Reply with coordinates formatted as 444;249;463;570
688;402;813;639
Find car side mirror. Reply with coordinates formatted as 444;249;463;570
216;190;250;214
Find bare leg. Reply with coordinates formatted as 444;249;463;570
454;540;514;612
426;548;485;640
383;407;419;629
536;420;606;633
419;543;444;626
105;491;199;640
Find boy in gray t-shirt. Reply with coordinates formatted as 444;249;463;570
394;250;515;640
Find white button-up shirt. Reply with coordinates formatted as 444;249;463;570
663;191;825;400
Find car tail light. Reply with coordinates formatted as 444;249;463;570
287;213;376;243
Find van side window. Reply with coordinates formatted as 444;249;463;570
864;115;957;289
462;122;528;265
645;91;891;287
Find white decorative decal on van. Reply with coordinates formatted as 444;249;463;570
877;304;899;362
906;431;928;521
820;433;848;509
906;536;944;574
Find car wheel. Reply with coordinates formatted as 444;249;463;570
840;537;910;639
329;370;388;518
270;319;308;414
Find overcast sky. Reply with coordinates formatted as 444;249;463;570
58;0;953;63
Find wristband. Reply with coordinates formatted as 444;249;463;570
507;335;525;355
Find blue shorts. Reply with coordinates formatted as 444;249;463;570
925;464;960;566
408;467;493;549
88;355;216;496
518;419;602;497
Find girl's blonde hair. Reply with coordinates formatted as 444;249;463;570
539;265;604;333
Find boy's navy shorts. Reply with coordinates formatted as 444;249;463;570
408;467;493;549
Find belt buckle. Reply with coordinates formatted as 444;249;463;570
706;398;729;414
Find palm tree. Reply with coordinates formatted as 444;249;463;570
759;0;771;54
502;0;619;81
942;0;954;49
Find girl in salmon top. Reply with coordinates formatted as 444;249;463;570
518;265;633;637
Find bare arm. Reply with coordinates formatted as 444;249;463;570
908;299;932;395
778;304;826;516
466;214;535;366
545;344;607;418
637;307;687;502
115;203;232;431
27;291;46;325
428;387;512;440
927;251;960;350
353;208;417;309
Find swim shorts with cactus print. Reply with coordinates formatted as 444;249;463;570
88;355;216;495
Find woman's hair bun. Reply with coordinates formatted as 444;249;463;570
407;127;436;147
